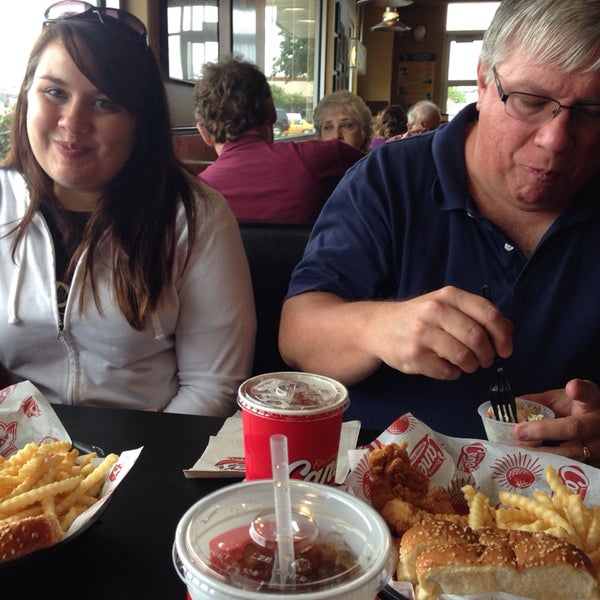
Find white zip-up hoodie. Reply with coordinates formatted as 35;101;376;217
0;169;256;415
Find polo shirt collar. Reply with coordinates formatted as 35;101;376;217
431;103;478;212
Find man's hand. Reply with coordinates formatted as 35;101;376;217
513;379;600;466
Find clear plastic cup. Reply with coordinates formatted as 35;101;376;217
173;479;394;600
237;372;349;485
478;397;555;446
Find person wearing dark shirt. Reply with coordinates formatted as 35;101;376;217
279;0;600;466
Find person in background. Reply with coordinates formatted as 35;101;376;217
279;0;600;465
194;56;365;224
0;2;256;415
368;104;407;150
313;90;373;152
402;99;442;138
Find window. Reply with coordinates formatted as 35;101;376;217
163;0;322;136
0;0;112;100
0;0;56;99
165;1;220;81
265;0;320;134
444;2;500;119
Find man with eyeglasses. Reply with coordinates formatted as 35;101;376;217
279;0;600;466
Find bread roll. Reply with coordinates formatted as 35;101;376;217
398;519;479;584
0;514;63;564
399;520;599;600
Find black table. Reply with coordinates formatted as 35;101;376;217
3;406;230;599
2;404;484;598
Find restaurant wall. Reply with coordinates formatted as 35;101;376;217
356;6;395;108
357;2;447;111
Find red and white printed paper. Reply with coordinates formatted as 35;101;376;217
344;412;600;600
0;380;142;539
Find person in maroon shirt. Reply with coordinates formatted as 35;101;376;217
194;55;365;224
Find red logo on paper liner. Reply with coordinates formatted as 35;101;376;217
109;462;123;482
215;457;246;472
21;395;42;417
409;434;445;478
361;438;384;453
558;464;589;500
0;385;16;404
491;452;544;492
385;414;413;435
457;442;487;473
446;475;476;515
0;421;18;458
347;454;372;501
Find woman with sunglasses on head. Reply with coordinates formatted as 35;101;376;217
0;2;256;415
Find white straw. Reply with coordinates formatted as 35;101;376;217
270;433;295;585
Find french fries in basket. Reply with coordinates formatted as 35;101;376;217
462;465;600;574
0;441;118;533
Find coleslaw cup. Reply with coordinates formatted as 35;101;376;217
478;397;555;447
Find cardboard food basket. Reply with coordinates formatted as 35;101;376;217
0;381;141;552
343;412;600;600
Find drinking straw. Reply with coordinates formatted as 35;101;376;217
270;433;296;585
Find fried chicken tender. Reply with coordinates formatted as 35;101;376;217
380;497;467;537
370;442;430;497
368;442;461;536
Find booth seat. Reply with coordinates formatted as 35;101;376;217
171;126;312;375
238;221;312;376
172;126;216;175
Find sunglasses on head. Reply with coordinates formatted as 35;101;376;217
44;1;147;43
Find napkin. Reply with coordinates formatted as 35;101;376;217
0;380;70;452
184;410;361;484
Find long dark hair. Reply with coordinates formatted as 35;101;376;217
2;16;200;329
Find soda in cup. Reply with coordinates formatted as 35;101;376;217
173;479;394;600
237;372;349;485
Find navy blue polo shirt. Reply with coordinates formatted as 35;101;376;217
287;104;600;434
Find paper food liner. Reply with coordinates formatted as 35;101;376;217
184;410;361;485
0;380;142;540
345;412;600;600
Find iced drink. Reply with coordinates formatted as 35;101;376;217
237;372;349;485
173;479;394;600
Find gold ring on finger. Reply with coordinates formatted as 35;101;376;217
582;443;592;464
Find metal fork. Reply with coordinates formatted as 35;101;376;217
481;285;518;423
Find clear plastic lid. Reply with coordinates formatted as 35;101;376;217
237;372;349;417
173;480;393;600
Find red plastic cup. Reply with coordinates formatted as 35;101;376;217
237;372;349;486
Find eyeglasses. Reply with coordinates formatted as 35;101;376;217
492;66;600;125
44;1;147;44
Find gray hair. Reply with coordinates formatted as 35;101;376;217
480;0;600;82
407;100;441;127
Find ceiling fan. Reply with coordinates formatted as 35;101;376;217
370;6;412;32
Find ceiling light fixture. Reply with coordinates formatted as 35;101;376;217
370;6;412;32
358;0;413;7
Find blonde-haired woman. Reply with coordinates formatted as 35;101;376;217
313;90;372;152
